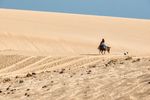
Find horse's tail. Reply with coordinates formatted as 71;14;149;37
97;45;100;50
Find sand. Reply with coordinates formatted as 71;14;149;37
0;8;150;100
0;8;150;56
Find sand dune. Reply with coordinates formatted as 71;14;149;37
0;9;150;100
0;55;150;100
0;8;150;56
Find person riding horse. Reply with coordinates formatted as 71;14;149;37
98;38;110;54
100;38;106;49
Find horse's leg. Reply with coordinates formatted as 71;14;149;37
102;51;104;55
106;48;108;54
101;51;103;55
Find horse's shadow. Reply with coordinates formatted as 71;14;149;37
80;53;100;56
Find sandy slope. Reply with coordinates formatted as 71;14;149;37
0;8;150;56
0;55;150;100
0;9;150;100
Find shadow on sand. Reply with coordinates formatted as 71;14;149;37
80;54;101;56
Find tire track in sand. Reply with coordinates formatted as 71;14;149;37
0;56;34;75
0;56;42;74
44;56;102;73
0;55;27;70
10;56;64;75
28;56;82;73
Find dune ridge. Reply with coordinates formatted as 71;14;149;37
0;8;150;56
0;9;150;100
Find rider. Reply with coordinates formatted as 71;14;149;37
100;38;107;49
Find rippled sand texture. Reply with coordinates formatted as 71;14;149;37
0;55;150;100
0;9;150;100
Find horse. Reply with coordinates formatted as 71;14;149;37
98;45;111;55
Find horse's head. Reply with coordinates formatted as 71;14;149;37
107;47;111;53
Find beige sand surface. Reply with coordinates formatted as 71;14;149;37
0;8;150;56
0;9;150;100
0;55;150;100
